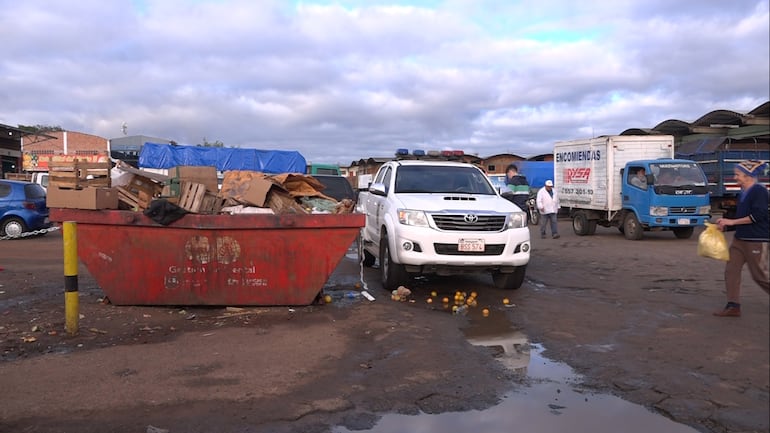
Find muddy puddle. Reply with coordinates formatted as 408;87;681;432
334;309;700;433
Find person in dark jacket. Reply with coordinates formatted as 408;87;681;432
713;160;770;317
504;163;529;211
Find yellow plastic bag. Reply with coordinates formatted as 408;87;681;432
697;222;730;261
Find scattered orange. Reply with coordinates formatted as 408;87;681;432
503;298;510;305
482;308;490;317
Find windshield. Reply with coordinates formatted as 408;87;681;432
651;163;707;186
394;165;496;195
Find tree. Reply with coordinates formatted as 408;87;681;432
198;138;225;148
17;124;64;134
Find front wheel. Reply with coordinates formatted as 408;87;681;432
672;227;694;239
528;208;540;226
623;213;644;240
492;266;526;290
380;232;407;290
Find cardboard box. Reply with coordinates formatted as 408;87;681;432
171;166;218;193
47;186;119;210
241;177;278;207
220;171;282;207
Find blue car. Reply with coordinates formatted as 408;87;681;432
0;180;51;238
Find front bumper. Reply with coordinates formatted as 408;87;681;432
391;224;531;270
645;215;710;228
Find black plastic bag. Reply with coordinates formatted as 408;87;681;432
143;199;188;226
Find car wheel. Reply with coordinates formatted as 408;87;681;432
358;231;376;267
492;265;526;290
673;227;694;239
1;217;27;238
380;232;406;290
623;213;643;240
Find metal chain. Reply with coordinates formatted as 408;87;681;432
0;225;61;241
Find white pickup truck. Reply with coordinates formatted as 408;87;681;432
357;160;531;290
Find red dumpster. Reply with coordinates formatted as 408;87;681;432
50;209;365;306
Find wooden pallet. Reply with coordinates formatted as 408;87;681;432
49;161;111;189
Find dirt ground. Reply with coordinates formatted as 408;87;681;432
0;220;768;433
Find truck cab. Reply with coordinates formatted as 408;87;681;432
621;160;711;239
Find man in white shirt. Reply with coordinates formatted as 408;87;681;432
536;180;560;239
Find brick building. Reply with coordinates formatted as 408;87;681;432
21;130;109;171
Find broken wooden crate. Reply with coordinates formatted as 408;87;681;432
49;161;111;189
177;181;226;214
117;175;164;211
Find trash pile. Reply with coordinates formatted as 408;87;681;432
46;160;355;217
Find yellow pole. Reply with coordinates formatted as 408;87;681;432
63;221;79;336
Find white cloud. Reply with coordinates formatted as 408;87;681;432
0;0;767;164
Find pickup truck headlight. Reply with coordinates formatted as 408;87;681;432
398;209;429;227
650;206;668;216
698;205;711;215
507;212;527;229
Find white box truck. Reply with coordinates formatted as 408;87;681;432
554;135;711;240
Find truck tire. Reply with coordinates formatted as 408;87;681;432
587;220;597;235
492;265;526;290
357;232;376;267
672;227;694;239
623;213;644;240
380;232;407;290
573;212;590;236
1;217;27;238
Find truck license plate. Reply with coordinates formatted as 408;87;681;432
677;218;690;225
458;238;485;252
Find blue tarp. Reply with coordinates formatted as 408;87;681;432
138;143;307;174
517;161;554;188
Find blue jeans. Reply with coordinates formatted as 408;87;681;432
540;213;558;237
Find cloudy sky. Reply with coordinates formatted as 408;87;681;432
1;0;768;165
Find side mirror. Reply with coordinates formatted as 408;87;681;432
370;183;387;196
646;174;655;185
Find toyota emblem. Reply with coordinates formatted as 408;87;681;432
464;214;478;223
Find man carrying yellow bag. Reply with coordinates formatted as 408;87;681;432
712;160;770;317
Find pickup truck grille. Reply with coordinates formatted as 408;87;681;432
434;243;505;255
669;207;696;214
431;214;507;231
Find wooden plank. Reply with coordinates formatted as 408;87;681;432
117;186;141;210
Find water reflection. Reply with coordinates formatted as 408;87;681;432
334;321;700;433
466;329;530;374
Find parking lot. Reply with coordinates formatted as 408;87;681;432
1;220;768;433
